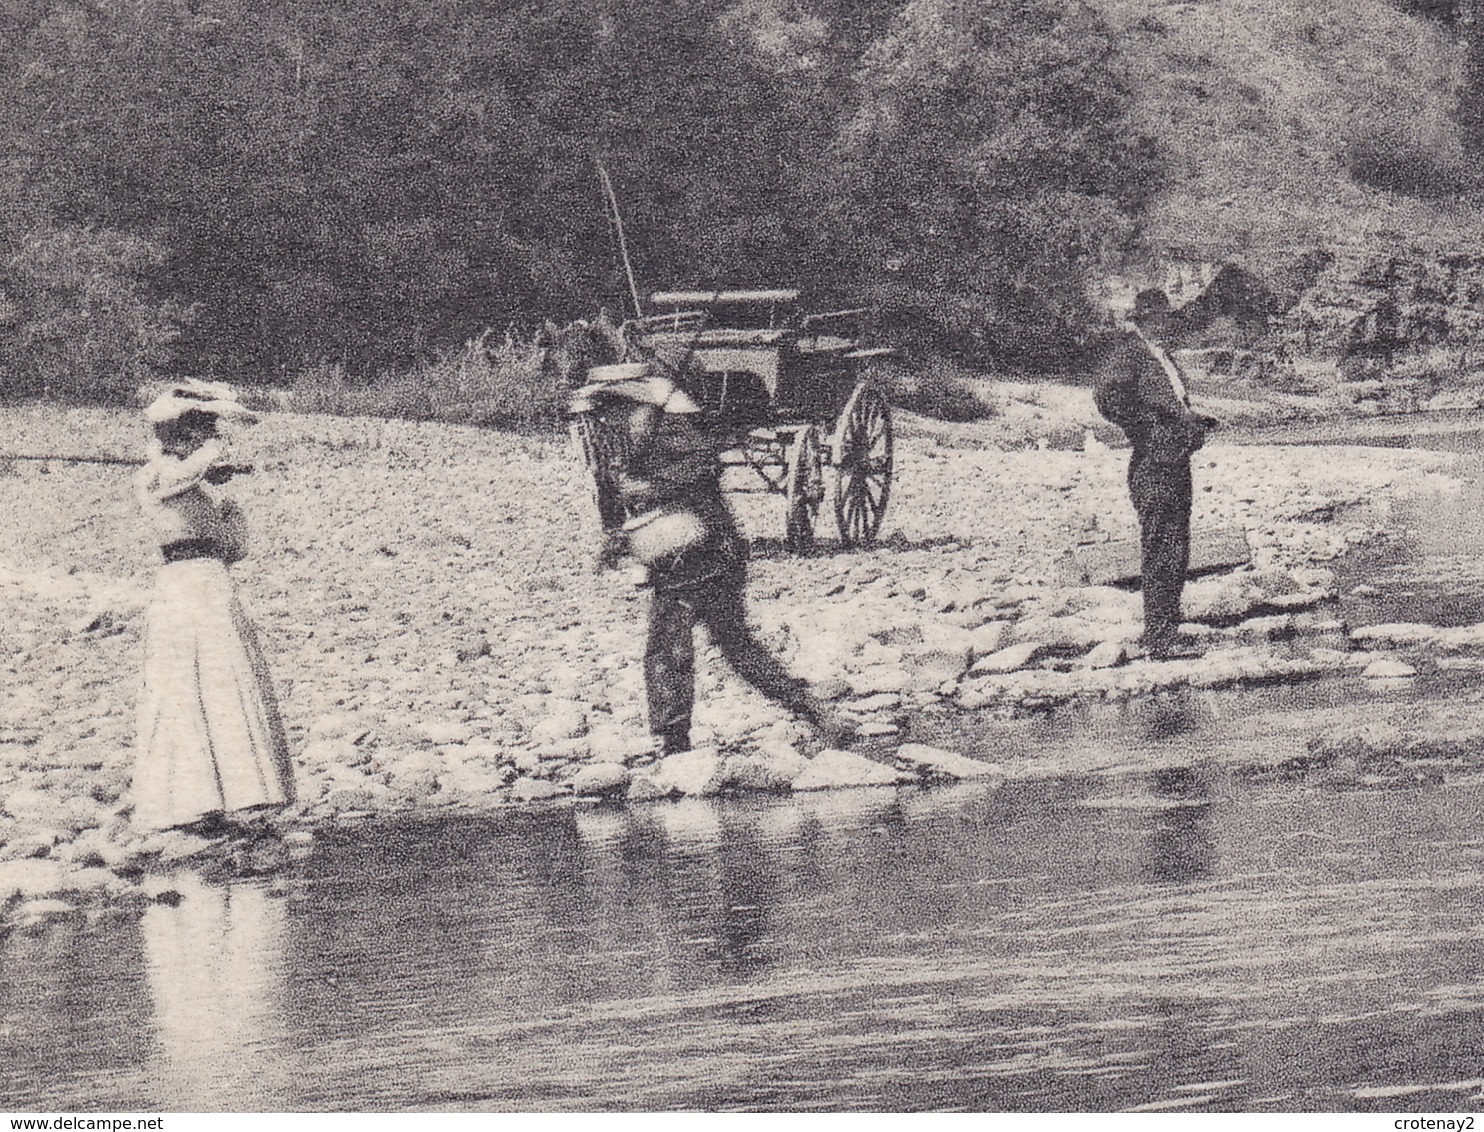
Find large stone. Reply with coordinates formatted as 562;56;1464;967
854;640;905;669
1011;614;1103;651
1363;657;1417;679
12;898;75;922
901;648;972;689
56;828;133;869
0;833;62;863
1083;641;1128;669
969;641;1044;676
847;667;910;697
651;749;726;796
1183;575;1265;623
1289;566;1337;591
1264;591;1330;611
583;726;651;764
956;684;1001;711
1351;623;1439;648
792;749;910;791
508;749;541;775
510;777;568;803
436;763;507;797
626;774;672;802
528;708;589;747
1437;623;1484;652
726;741;809;791
1236;614;1296;640
1063;586;1136;615
810;677;852;702
570;762;630;797
849;692;901;713
895;743;1002;780
61;867;119;894
393;767;442;798
535;736;592;761
0;858;66;900
968;621;1012;659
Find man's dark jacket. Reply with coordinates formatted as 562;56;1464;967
1092;329;1209;460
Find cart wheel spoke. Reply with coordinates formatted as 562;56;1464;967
832;384;893;547
786;424;823;554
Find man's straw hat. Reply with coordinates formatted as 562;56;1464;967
569;363;700;415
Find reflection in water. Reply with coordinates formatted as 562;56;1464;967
1136;691;1204;743
1145;766;1217;884
140;874;291;1110
576;802;779;982
10;776;1484;1111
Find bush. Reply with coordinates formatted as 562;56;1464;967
880;357;997;422
827;0;1155;369
290;328;563;429
0;226;188;402
1389;343;1468;386
1341;128;1474;198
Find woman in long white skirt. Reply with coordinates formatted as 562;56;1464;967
132;380;296;833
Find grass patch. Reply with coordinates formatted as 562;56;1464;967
290;329;564;430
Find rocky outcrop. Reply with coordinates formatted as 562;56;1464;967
1165;247;1484;411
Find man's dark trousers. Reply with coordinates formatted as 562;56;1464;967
645;569;819;754
1129;448;1192;646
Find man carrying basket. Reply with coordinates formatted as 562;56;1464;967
571;363;847;756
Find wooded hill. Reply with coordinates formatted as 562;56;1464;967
3;0;1484;402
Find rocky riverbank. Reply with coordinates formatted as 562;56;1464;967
0;390;1467;921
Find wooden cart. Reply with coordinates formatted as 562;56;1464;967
573;289;894;552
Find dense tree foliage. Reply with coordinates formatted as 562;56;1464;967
827;0;1157;366
0;0;1155;395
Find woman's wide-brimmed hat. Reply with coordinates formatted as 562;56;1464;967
569;363;700;415
143;378;257;424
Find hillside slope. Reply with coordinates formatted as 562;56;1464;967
1095;0;1482;262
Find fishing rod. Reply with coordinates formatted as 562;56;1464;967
592;156;709;383
596;157;644;322
1;453;254;481
2;453;145;467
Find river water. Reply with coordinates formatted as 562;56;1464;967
8;419;1484;1112
7;775;1484;1112
1254;412;1484;626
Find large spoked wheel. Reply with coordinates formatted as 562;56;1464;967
784;424;824;553
832;384;893;547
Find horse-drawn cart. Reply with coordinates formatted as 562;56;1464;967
572;288;894;552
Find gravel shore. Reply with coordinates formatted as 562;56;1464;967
0;389;1464;915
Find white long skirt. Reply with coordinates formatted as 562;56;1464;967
133;558;296;832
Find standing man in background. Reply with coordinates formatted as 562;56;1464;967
1093;288;1218;660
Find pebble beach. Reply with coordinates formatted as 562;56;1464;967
0;387;1467;919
